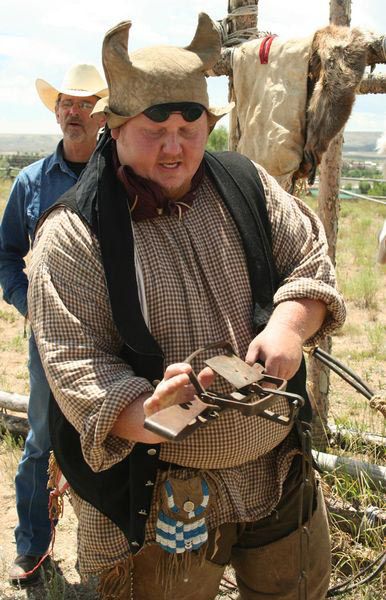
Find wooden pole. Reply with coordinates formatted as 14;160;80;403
312;450;386;489
323;493;386;540
309;0;352;451
0;413;29;438
0;390;28;413
226;1;259;152
0;391;29;438
328;424;386;450
359;73;386;94
226;0;258;37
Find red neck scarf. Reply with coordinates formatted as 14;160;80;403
113;143;205;222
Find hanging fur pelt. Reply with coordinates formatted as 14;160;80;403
296;25;382;184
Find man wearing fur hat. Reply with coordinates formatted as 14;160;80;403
0;64;106;585
28;15;345;600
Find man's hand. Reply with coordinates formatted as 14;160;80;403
246;325;303;381
246;299;327;381
143;363;215;417
111;363;214;443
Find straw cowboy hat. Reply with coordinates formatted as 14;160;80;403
36;64;108;113
92;13;233;129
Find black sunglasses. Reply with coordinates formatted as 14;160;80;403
143;103;206;123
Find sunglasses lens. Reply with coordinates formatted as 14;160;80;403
144;103;206;123
143;107;169;122
182;106;205;122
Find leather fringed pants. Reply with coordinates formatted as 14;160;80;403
98;457;331;600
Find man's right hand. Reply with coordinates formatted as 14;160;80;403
110;363;214;443
143;363;215;417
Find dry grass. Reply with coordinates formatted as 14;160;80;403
305;193;386;436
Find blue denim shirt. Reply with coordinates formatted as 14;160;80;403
0;142;78;316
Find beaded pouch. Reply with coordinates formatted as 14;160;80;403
156;475;212;554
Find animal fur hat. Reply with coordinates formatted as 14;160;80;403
92;13;233;128
36;64;108;112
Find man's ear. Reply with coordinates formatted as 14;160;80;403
97;114;107;129
55;104;61;125
55;94;61;124
110;127;120;140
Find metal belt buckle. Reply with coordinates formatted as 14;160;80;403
144;341;305;441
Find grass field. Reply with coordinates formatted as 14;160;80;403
0;176;385;599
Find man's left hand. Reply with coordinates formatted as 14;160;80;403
246;325;303;381
245;299;327;381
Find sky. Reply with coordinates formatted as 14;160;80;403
0;0;385;135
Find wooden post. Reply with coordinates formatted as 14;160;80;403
359;73;386;94
227;0;258;36
309;0;352;451
226;1;259;151
0;390;28;413
0;413;29;438
312;450;386;489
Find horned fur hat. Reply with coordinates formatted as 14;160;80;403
93;13;233;128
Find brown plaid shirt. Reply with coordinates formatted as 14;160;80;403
28;165;345;574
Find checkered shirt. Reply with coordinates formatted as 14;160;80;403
28;164;346;574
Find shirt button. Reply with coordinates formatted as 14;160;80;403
147;448;157;456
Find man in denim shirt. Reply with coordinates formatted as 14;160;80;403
0;63;106;585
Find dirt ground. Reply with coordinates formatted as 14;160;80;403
0;449;99;599
0;448;237;599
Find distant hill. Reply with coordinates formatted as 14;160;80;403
0;134;61;155
0;130;383;155
342;131;382;153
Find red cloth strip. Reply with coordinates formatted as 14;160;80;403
259;35;277;64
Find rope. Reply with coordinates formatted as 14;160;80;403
227;5;258;19
224;28;269;46
217;3;269;47
369;394;386;418
217;19;267;47
220;574;237;589
363;504;385;527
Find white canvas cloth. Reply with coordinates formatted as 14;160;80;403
232;36;313;191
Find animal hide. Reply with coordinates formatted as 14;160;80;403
231;25;380;191
297;25;381;184
232;35;312;192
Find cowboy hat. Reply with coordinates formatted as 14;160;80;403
36;64;108;113
92;13;233;129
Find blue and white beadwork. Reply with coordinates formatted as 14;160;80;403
156;478;210;554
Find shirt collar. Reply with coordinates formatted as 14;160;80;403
45;140;77;178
